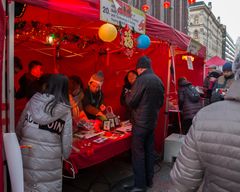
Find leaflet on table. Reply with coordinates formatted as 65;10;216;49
74;130;105;139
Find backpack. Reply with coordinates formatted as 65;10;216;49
185;85;200;102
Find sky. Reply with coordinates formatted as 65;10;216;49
203;0;240;43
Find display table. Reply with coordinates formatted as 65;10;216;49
64;129;132;176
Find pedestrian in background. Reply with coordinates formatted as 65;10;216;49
124;56;164;192
210;61;235;103
178;77;202;134
16;74;72;192
170;52;240;192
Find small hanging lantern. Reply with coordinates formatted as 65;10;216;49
141;4;150;13
188;0;196;5
163;1;171;9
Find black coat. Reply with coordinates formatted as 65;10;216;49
178;80;202;120
125;69;164;130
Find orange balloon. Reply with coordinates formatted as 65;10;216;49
98;23;117;42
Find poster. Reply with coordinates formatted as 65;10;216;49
100;0;146;34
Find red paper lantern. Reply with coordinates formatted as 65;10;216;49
163;1;171;9
188;0;196;5
141;4;150;12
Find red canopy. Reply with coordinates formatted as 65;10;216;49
206;56;225;67
14;0;206;57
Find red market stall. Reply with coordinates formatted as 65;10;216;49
0;0;206;190
205;56;225;75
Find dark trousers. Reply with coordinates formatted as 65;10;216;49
182;119;192;134
132;126;154;188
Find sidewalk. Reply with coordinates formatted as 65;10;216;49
63;152;172;192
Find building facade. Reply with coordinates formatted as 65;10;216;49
123;0;188;34
224;33;236;62
236;37;240;56
188;1;224;60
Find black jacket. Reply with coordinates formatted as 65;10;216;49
125;69;164;129
178;79;202;120
15;73;41;99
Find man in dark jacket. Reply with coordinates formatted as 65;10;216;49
15;60;43;99
210;62;235;103
124;56;164;192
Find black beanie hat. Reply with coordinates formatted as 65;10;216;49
209;71;221;78
136;56;152;69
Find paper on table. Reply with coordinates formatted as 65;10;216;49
3;133;24;192
116;125;132;132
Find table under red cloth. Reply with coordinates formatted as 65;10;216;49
64;132;132;175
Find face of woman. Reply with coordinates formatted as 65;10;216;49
128;72;137;85
89;81;100;93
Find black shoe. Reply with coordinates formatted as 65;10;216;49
128;187;146;192
123;184;134;191
147;181;153;188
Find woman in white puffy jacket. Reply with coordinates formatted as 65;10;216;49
16;74;72;192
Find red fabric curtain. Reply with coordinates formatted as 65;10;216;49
0;1;5;191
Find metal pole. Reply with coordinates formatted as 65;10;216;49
170;46;182;135
163;46;172;139
7;1;15;132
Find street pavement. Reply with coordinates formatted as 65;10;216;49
63;152;173;192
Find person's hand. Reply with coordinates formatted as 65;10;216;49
124;88;130;94
100;104;106;112
96;111;107;121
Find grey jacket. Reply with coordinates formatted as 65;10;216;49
16;93;72;192
170;79;240;192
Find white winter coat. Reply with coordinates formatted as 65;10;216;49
16;93;72;192
170;79;240;192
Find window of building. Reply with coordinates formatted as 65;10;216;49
194;30;199;39
194;15;199;24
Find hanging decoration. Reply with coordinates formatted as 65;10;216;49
120;24;135;57
163;1;171;9
141;4;150;13
98;23;118;42
188;0;196;5
14;20;102;50
137;34;151;49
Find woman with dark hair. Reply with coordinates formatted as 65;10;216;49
120;70;138;106
16;74;72;192
69;75;87;121
120;70;138;121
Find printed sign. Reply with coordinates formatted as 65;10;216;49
100;0;146;34
187;56;194;70
187;39;202;55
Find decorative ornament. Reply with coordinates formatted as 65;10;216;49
98;23;118;42
120;24;135;57
188;0;196;5
163;1;171;9
137;34;151;49
141;4;150;13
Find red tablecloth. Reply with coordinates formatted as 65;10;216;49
64;132;132;175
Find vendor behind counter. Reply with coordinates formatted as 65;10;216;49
83;71;107;120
